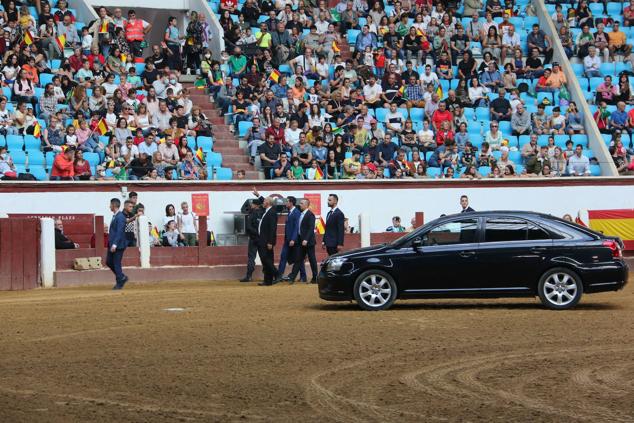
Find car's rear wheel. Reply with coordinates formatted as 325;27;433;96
353;270;397;311
538;267;583;310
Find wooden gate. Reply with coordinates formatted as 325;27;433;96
0;218;40;290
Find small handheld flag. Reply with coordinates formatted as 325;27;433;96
150;226;160;239
269;69;281;83
107;159;116;168
195;147;205;164
24;30;34;46
55;34;66;51
33;121;41;138
99;20;109;33
315;216;326;235
398;86;405;96
332;40;340;53
314;166;324;180
436;85;443;99
120;53;127;64
95;118;108;135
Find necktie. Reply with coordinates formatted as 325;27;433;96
327;210;333;221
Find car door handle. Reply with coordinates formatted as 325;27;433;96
459;251;475;258
531;247;547;254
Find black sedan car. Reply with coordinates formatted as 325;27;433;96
318;211;628;310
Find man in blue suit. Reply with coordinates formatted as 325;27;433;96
279;196;306;282
107;198;129;290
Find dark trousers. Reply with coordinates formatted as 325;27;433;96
289;244;318;281
326;246;339;256
257;244;277;284
106;248;126;283
245;238;258;278
278;243;306;280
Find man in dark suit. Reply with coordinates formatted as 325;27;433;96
279;196;307;282
323;193;345;256
54;219;79;249
257;195;279;286
287;199;318;283
460;195;475;212
107;198;129;290
240;198;263;282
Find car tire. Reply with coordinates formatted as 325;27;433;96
353;270;398;311
537;267;583;310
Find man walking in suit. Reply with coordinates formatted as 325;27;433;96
323;193;345;256
279;196;306;282
240;198;263;282
107;198;129;290
460;195;475;212
287;199;319;283
257;195;279;286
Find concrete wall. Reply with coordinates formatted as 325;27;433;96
1;180;634;235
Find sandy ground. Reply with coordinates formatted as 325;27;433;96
0;279;633;423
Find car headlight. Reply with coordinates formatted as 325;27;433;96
326;257;347;272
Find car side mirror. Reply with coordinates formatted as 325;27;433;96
412;237;423;250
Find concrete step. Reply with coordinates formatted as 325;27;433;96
222;155;251;163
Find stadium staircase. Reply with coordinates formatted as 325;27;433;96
184;82;260;179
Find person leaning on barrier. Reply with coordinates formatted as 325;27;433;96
54;219;79;249
240;196;263;282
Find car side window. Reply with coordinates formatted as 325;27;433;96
422;219;478;246
484;219;550;242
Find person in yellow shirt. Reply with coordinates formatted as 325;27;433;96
256;23;272;49
609;21;632;60
342;149;362;179
546;62;567;89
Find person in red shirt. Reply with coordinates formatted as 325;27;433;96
68;48;85;73
435;120;455;146
87;46;106;70
431;101;453;132
51;148;76;180
265;117;286;146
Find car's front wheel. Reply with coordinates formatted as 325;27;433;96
353;270;397;311
538;267;583;310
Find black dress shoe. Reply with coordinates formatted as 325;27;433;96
271;278;280;285
112;284;122;290
239;277;252;282
280;276;291;281
310;278;317;284
120;276;129;287
258;282;271;286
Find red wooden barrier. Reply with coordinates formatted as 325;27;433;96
0;218;40;290
8;213;95;247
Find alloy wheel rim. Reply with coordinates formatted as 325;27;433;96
359;274;391;307
543;272;578;306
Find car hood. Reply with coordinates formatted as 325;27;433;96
332;244;388;260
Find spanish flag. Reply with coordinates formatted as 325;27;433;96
398;85;405;96
587;209;634;250
269;69;281;83
415;28;424;37
95;118;108;135
159;137;166;144
72;119;79;128
99;20;109;33
436;85;443;99
33;121;41;138
195;147;205;164
314;166;324;180
121;53;127;64
107;159;116;168
55;34;66;51
332;40;340;53
150;225;160;239
24;30;34;46
315;216;326;235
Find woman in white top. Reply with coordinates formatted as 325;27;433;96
135;103;152;133
144;88;160;117
101;73;118;98
163;204;177;228
1;54;20;84
468;77;489;107
308;104;325;129
417;119;435;148
104;101;118;131
365;15;378;34
284;119;302;147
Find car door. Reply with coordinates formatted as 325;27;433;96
476;217;553;291
393;217;481;292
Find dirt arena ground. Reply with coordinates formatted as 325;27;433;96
0;278;633;423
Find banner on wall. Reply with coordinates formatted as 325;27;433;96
581;209;634;250
304;193;321;216
192;194;210;216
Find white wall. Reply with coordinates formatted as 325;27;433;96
2;183;634;234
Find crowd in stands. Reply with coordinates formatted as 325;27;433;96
551;0;634;175
0;2;222;181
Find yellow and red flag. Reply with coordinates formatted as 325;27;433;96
314;166;324;180
121;53;127;64
24;30;34;45
415;28;424;37
55;34;66;51
332;40;340;53
150;226;160;239
95;118;108;135
195;147;205;164
33;121;41;138
587;209;634;250
436;85;443;99
269;69;281;83
99;20;109;33
315;216;326;235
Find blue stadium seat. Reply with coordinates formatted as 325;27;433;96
238;121;253;138
0;134;5;147
518;135;531;147
135;63;145;75
28;166;48;181
586;149;595;159
589;77;603;92
6;134;23;151
45;151;55;168
197;136;213;151
509;151;521;164
478;166;492;177
11;151;27;164
607;2;623;16
408;108;424;122
571;63;585;76
375;108;388;122
553;135;570;149
599;63;615;75
498;121;511;135
214;167;233;180
207;152;222;167
23;135;40;150
590;164;601;176
50;59;61;70
27;150;45;166
475;107;489;122
83;152;100;167
426;167;441;178
615;62;633;74
589;3;604;16
39;73;55;87
570;134;588;147
2;86;11;100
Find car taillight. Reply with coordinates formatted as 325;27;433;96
603;240;623;259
